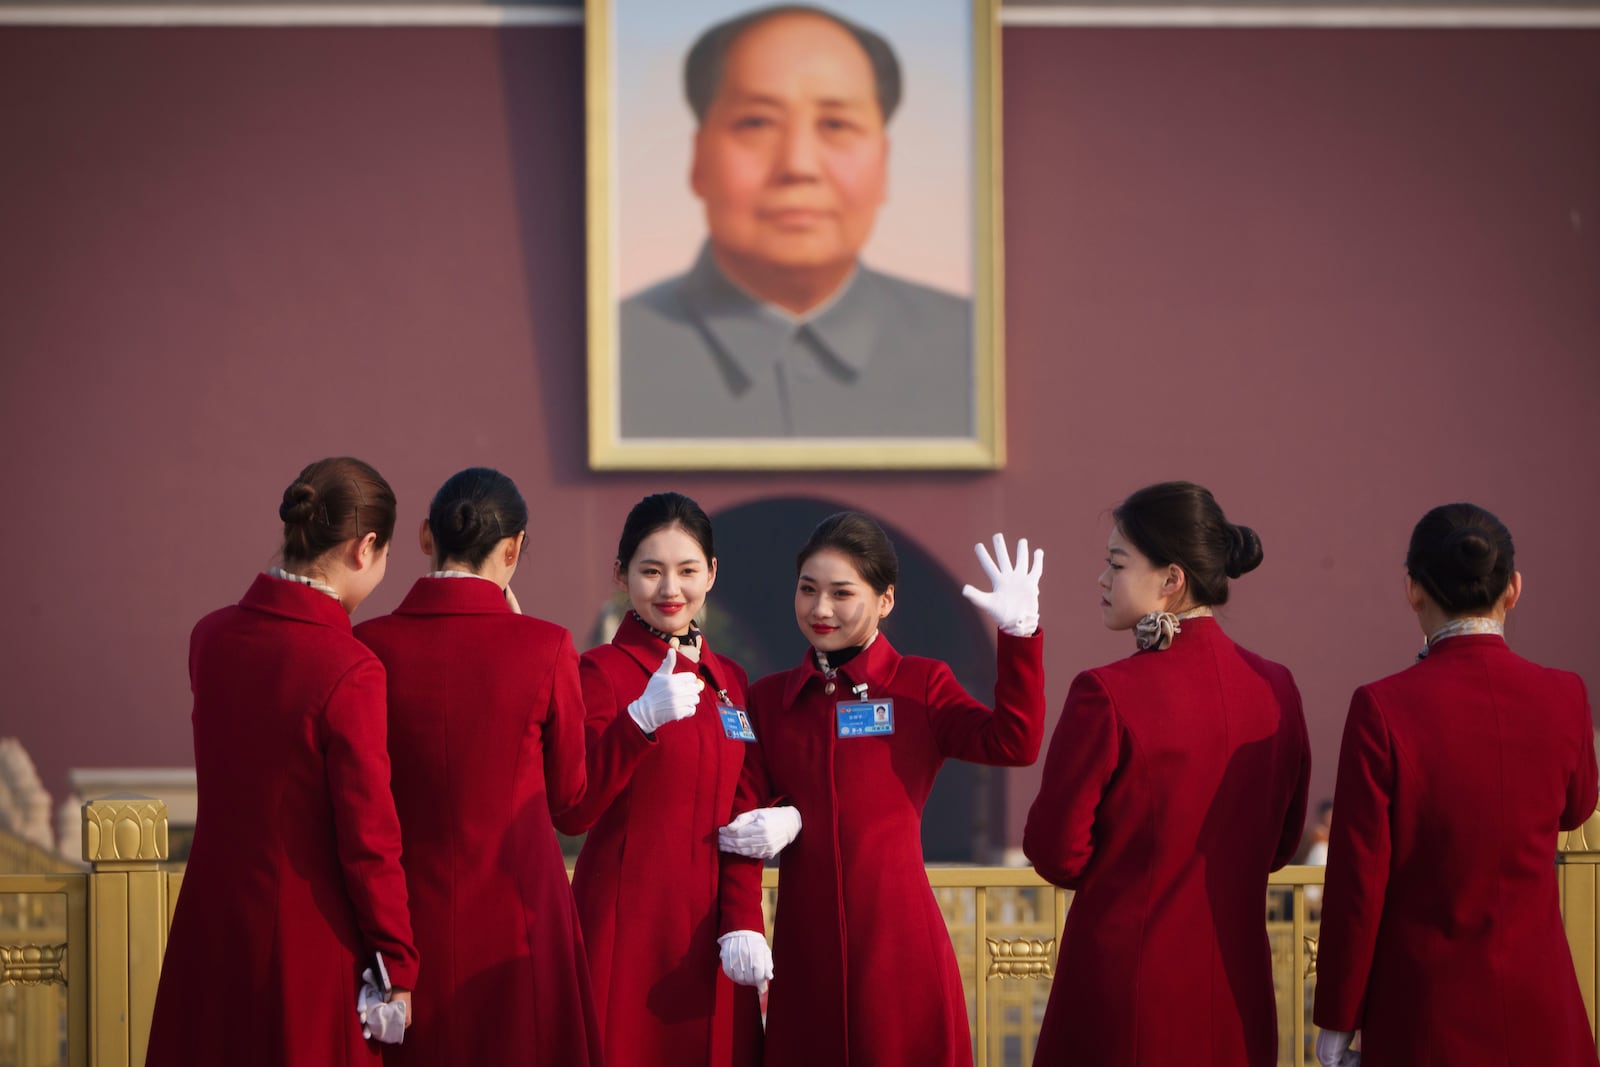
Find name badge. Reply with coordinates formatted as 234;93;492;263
837;699;894;738
718;704;757;742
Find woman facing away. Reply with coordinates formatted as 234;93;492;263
146;457;417;1067
718;512;1046;1066
354;468;601;1066
1313;503;1600;1067
553;492;766;1067
1024;481;1310;1067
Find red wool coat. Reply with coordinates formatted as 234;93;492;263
722;631;1046;1067
553;617;763;1067
1313;634;1600;1066
1024;618;1310;1067
146;574;419;1067
354;577;601;1067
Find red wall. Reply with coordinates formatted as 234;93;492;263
2;24;1597;843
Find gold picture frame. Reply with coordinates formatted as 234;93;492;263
585;0;1004;470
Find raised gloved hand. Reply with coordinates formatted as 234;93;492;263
718;806;802;859
1315;1028;1360;1067
627;648;703;735
357;969;409;1044
717;930;774;990
961;533;1044;636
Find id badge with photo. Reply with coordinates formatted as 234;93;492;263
718;703;757;742
836;699;894;738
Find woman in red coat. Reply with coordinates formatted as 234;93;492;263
1313;503;1600;1067
1023;481;1310;1067
355;468;601;1066
553;492;765;1067
719;512;1047;1067
146;457;418;1067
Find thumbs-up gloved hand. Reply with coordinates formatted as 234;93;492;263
718;806;802;859
627;647;704;735
717;930;774;990
961;533;1044;637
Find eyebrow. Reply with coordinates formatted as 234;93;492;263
798;572;859;587
722;91;872;111
637;557;700;567
1107;547;1129;557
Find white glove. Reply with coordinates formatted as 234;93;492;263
357;969;407;1044
627;648;703;734
717;930;774;990
718;806;802;859
1315;1028;1360;1067
960;533;1044;636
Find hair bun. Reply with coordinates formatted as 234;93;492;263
445;499;484;544
1224;524;1264;579
1444;528;1497;579
279;482;318;525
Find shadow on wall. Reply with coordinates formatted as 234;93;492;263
708;496;1005;863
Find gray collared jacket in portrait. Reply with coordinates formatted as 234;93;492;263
619;244;974;439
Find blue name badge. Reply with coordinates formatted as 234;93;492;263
836;699;894;738
718;704;757;742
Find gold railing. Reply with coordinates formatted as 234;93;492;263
3;797;1599;1067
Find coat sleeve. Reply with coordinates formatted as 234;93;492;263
541;631;589;816
551;653;654;835
719;693;776;937
1273;680;1313;870
1562;677;1599;831
1022;670;1120;889
925;630;1046;766
320;655;420;990
1312;685;1394;1032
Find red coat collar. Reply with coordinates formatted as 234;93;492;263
240;572;352;631
391;576;511;616
609;614;740;698
780;632;903;709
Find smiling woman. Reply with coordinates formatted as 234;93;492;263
554;492;764;1067
717;511;1046;1066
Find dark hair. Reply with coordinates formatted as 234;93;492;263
278;457;396;566
616;492;716;568
1112;481;1262;608
795;511;898;594
684;4;903;125
1405;502;1515;614
427;468;528;568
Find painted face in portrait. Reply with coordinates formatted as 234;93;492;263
795;547;894;652
1098;525;1184;632
616;523;718;636
691;12;890;311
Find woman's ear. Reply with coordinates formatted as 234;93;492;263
878;585;896;619
1404;574;1427;615
1501;571;1523;613
354;531;382;570
705;556;719;594
506;531;525;569
1163;565;1186;599
612;559;628;590
418;518;434;559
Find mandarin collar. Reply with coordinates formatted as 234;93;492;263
609;615;738;697
392;576;511;616
678;243;881;391
781;632;903;709
1418;631;1508;659
240;572;352;630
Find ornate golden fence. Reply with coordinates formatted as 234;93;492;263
4;797;1600;1067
